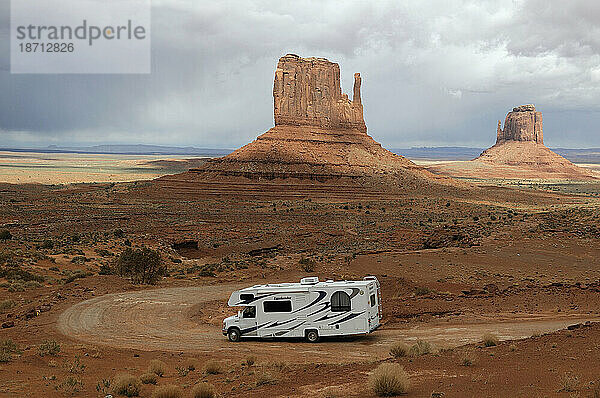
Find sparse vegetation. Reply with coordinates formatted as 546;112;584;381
38;340;61;357
409;340;433;356
191;382;216;398
461;355;474;366
140;372;158;385
59;376;83;395
255;370;278;386
112;373;141;397
0;230;12;240
204;359;222;374
244;355;256;366
370;363;410;396
0;299;15;313
482;333;499;347
558;374;579;392
151;384;183;398
299;256;316;272
67;355;86;373
390;342;410;358
0;339;21;363
116;247;166;284
148;359;168;376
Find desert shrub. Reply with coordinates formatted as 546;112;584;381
151;384;183;398
67;355;86;373
204;360;221;374
98;264;112;275
191;382;216;398
558;374;579;392
0;339;21;363
414;287;432;296
96;378;111;394
148;359;167;376
244;355;256;366
0;230;12;240
370;363;410;396
185;359;196;371
410;340;433;356
269;360;288;372
112;373;141;397
116;247;166;284
176;366;189;377
299;257;315;272
461;355;474;366
482;333;499;347
255;370;278;386
25;280;42;289
60;376;83;394
38;340;61;356
114;229;125;238
0;299;15;313
140;373;157;385
0;267;44;283
389;342;410;358
40;239;54;249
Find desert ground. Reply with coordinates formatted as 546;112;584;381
1;157;600;397
0;151;209;184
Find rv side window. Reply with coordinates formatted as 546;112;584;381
263;300;292;313
240;293;254;301
370;294;376;307
331;291;351;312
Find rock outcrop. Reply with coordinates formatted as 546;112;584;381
496;104;543;144
169;54;437;185
273;54;366;132
427;104;598;180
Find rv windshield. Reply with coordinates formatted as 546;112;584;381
242;306;256;318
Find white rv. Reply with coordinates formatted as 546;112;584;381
222;276;382;342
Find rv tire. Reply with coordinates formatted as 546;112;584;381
228;327;241;342
305;329;319;343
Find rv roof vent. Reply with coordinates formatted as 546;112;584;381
300;277;319;285
326;280;334;283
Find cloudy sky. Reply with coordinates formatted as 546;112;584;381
1;0;600;149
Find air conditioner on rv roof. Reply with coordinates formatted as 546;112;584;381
300;277;319;285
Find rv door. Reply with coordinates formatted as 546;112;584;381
239;306;258;336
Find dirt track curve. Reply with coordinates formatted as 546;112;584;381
58;286;600;363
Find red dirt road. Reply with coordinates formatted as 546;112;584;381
57;286;600;363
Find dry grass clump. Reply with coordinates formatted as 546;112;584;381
255;370;278;387
389;342;410;358
0;339;21;363
112;373;141;397
204;360;221;374
38;340;61;357
370;363;410;396
191;382;216;398
482;333;499;347
140;372;157;384
151;384;183;398
244;355;256;366
558;374;579;392
461;355;474;367
0;299;15;313
148;359;168;376
409;340;433;356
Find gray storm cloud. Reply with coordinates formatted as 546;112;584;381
1;0;600;148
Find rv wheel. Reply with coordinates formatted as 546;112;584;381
305;330;319;343
228;327;241;342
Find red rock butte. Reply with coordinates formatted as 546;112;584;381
158;54;444;197
429;104;597;180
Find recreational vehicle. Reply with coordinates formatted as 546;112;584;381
222;276;382;342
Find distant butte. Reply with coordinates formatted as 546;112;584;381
157;54;447;197
429;104;598;180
